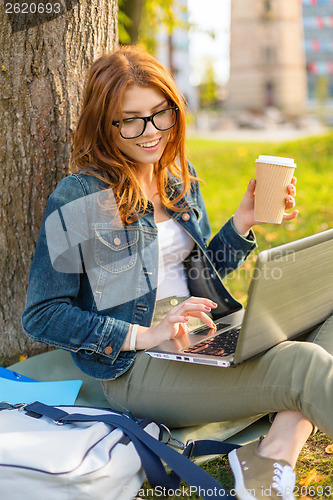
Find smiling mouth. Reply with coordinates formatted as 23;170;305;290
137;138;161;149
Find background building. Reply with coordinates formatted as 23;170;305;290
226;0;307;115
302;0;333;100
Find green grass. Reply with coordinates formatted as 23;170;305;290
139;132;333;499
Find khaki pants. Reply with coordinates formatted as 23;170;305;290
102;297;333;437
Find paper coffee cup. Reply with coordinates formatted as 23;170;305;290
254;155;296;224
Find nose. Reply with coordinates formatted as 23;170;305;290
143;119;157;136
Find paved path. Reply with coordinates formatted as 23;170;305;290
188;125;329;142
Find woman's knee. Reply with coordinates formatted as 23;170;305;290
275;341;331;388
276;339;326;360
266;340;329;386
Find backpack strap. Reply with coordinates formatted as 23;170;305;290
25;401;240;500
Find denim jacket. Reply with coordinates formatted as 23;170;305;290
22;164;257;380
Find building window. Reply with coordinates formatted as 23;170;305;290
263;46;276;65
265;82;275;106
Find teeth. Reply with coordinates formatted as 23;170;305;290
139;139;159;148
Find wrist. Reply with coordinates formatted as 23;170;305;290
121;324;149;351
232;214;252;237
134;325;154;350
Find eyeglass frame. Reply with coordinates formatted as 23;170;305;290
111;105;179;139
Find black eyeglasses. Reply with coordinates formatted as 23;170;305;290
112;106;178;139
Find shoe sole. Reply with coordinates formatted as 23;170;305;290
228;449;257;500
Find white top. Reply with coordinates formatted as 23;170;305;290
255;155;296;168
156;218;195;300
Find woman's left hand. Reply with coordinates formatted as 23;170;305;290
232;177;298;236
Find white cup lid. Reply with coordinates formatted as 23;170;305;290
255;155;296;168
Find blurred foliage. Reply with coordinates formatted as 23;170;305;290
315;76;330;125
118;0;188;51
198;62;219;108
315;76;330;105
118;0;132;44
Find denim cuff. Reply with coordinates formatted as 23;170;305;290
219;217;257;258
97;317;131;362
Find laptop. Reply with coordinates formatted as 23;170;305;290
146;228;333;367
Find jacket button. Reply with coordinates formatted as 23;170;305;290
182;213;190;221
170;298;178;306
104;346;113;354
114;237;121;246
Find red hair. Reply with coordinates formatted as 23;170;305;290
72;45;198;223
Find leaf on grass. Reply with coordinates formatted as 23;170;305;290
299;496;312;500
325;444;333;454
299;469;317;486
234;291;247;303
299;468;326;486
298;454;312;462
264;232;278;242
243;260;252;271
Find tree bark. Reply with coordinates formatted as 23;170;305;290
0;0;118;365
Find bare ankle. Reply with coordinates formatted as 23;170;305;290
257;411;313;467
257;436;291;464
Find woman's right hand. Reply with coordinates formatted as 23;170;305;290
135;296;217;350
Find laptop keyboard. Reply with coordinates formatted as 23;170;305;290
183;327;241;357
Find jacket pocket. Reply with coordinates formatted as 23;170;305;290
186;200;202;222
94;227;139;274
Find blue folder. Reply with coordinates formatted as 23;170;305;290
0;366;36;382
0;366;82;406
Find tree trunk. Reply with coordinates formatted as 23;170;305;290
0;0;118;365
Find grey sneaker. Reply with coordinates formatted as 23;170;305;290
228;439;296;500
